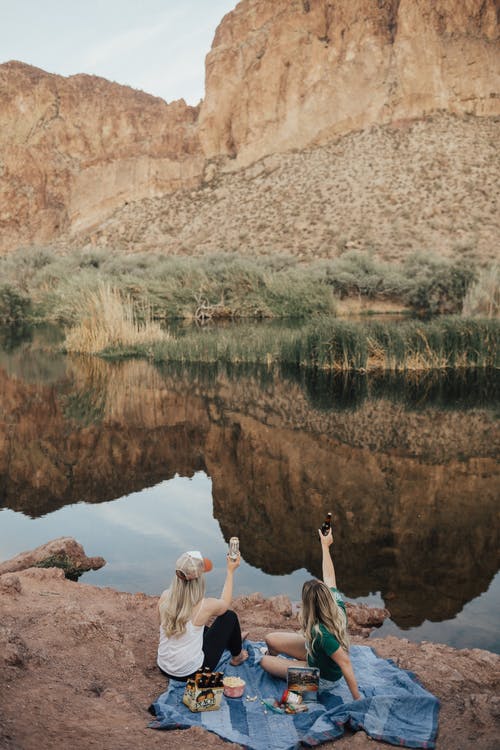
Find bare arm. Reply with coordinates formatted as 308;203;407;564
331;648;361;701
197;554;240;620
319;528;336;588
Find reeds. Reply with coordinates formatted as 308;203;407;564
138;317;498;372
63;284;169;354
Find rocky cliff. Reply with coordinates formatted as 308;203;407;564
0;61;204;252
0;0;499;255
200;0;500;165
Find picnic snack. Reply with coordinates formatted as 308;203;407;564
223;676;246;698
223;677;245;687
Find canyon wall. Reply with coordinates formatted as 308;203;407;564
200;0;500;165
0;62;204;251
0;0;499;253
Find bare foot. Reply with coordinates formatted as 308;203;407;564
241;631;250;642
230;649;249;666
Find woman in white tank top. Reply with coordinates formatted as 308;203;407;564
157;549;248;681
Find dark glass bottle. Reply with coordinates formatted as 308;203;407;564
204;667;213;688
321;512;332;536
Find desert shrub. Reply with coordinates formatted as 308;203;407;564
322;251;477;314
401;254;476;315
0;247;479;323
0;284;31;324
323;251;404;299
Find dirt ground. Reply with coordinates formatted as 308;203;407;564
1;566;499;750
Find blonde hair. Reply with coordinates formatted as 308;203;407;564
299;579;350;654
159;573;206;638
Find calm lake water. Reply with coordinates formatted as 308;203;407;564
0;325;499;652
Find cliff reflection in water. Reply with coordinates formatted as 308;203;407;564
0;352;498;629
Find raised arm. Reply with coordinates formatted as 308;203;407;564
219;553;240;609
319;528;337;588
200;553;241;619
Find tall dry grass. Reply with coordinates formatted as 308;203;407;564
462;265;499;318
63;284;169;354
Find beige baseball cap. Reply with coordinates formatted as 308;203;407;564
175;550;213;581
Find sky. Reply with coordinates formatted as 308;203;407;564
0;0;237;104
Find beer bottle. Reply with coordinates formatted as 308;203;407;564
321;512;332;536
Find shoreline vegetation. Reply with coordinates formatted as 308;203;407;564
2;247;497;325
97;316;498;372
0;248;498;371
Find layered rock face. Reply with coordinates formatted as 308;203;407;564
1;1;499;254
200;0;500;165
0;62;204;252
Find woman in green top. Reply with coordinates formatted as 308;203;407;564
260;527;361;701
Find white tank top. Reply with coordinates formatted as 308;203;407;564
157;603;204;677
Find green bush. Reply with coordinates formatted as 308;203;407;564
322;251;477;314
0;284;31;324
402;254;476;315
0;247;479;323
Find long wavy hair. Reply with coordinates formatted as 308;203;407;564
299;579;349;654
159;573;206;638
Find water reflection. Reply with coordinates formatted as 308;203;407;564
0;346;498;649
286;366;500;411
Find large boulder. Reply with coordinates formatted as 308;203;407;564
0;537;105;580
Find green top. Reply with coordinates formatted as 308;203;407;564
306;587;347;682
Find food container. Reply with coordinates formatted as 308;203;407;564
223;676;245;698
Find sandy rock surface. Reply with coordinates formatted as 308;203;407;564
1;560;499;750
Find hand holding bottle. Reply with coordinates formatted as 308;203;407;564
320;512;332;536
319;527;333;546
226;552;241;572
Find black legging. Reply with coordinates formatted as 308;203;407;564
202;609;243;670
159;610;243;682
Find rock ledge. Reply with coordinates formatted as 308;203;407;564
0;542;499;750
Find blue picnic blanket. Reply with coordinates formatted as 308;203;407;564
149;642;439;749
